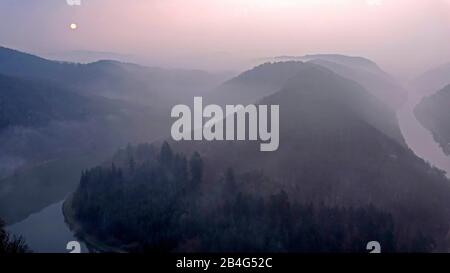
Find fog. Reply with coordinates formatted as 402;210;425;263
0;0;449;78
2;0;450;254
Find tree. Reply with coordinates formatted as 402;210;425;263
189;152;203;188
223;168;237;200
160;141;174;167
0;218;30;254
174;154;189;184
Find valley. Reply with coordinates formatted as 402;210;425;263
2;47;450;253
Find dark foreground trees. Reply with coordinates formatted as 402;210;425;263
0;219;30;254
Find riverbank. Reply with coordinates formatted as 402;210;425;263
6;200;83;253
63;194;127;253
397;91;450;178
0;149;113;225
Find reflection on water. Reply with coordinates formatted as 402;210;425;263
397;91;450;178
6;200;86;253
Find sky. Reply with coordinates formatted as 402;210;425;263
0;0;449;78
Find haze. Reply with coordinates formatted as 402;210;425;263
0;0;450;78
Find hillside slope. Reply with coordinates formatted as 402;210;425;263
415;85;450;155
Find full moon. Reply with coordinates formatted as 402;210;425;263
70;23;78;30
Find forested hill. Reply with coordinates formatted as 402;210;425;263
412;63;450;94
0;46;225;109
0;74;116;131
67;66;450;252
210;61;405;147
268;54;407;109
170;65;450;250
69;142;434;252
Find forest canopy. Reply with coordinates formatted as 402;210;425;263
70;142;434;253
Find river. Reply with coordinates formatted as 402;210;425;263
397;91;450;178
6;200;87;253
6;90;450;253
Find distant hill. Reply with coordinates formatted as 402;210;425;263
0;71;168;175
42;50;135;64
0;46;225;108
0;46;225;223
412;63;450;94
270;54;407;109
211;61;321;104
415;84;450;155
0;74;115;130
0;73;167;223
211;61;405;146
277;54;381;70
0;47;71;81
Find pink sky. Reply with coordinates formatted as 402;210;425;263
0;0;449;78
